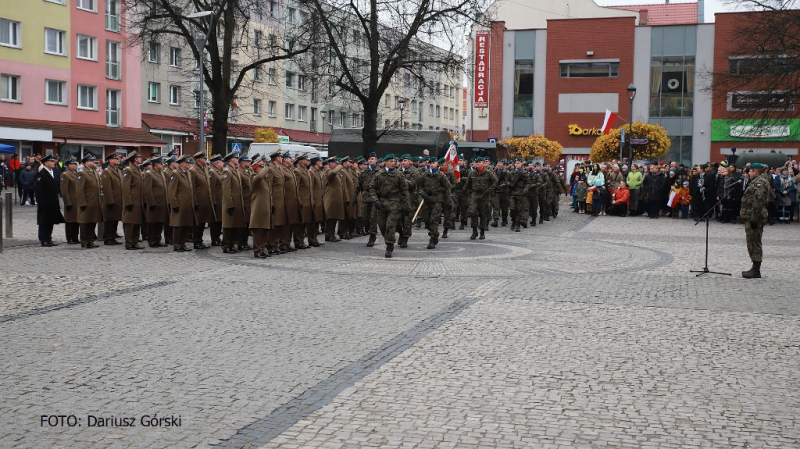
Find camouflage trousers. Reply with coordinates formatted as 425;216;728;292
528;195;539;222
538;192;549;219
456;191;469;224
510;195;529;224
492;193;509;221
421;200;443;238
550;191;560;216
361;201;378;235
378;209;404;245
442;195;455;230
744;220;764;262
468;195;492;230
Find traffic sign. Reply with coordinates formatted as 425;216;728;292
231;142;242;152
631;139;649;145
487;137;498;143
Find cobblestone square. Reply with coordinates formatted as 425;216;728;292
1;203;798;448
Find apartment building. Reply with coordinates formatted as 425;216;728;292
0;0;163;161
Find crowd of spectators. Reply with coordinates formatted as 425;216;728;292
568;159;799;225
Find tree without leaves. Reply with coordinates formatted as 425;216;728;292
124;0;315;154
294;0;491;157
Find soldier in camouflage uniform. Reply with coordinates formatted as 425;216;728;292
462;157;498;240
491;160;510;227
441;158;458;239
739;163;773;278
416;157;451;249
534;163;551;224
526;163;542;226
355;152;380;247
506;159;530;232
398;154;419;248
455;158;469;229
370;154;412;258
545;163;567;218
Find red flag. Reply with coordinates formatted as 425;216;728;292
601;109;618;135
445;143;460;180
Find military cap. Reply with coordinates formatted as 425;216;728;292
239;154;252;163
166;149;179;157
437;158;445;164
139;159;152;169
534;162;541;166
321;158;330;166
543;162;551;167
251;154;263;165
123;151;140;163
150;156;163;165
268;149;282;159
400;154;411;161
426;156;435;163
750;162;765;169
41;154;56;163
383;154;397;161
295;153;309;162
165;156;177;164
368;152;377;158
223;151;239;162
209;154;223;163
106;153;120;160
82;154;97;163
411;156;421;162
64;156;78;165
281;151;292;158
193;151;208;160
324;156;338;164
177;154;193;164
309;156;321;163
340;156;351;163
356;158;366;165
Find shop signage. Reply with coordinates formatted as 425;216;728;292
711;119;800;142
474;30;490;108
727;92;793;111
568;124;602;136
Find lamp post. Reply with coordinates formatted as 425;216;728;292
319;108;327;150
398;97;406;129
627;83;636;163
188;10;214;155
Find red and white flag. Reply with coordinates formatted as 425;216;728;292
445;143;460;180
667;191;678;208
601;109;618;135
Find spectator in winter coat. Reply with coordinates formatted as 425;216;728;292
19;163;37;205
607;181;630;217
576;180;588;214
626;164;643;216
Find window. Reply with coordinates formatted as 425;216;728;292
560;61;619;78
77;84;97;110
268;100;276;116
77;0;96;12
45;28;66;55
298;11;307;26
1;74;21;103
106;41;121;80
45;0;66;3
268;34;276;48
285;103;295;119
193;90;201;108
105;0;120;32
728;55;795;76
169;85;180;105
298;75;306;91
253;99;261;116
514;59;534;118
106;89;120;126
287;7;296;24
0;19;21;48
148;42;160;63
328;110;334;125
169;47;181;67
77;35;97;61
650;57;694;118
285;71;294;88
296;105;306;121
429;104;434;117
254;30;261;47
339;111;345;127
147;82;160;103
384;94;390;107
253;66;262;81
45;80;66;105
311;82;318;102
435;105;440;117
268;68;276;84
270;0;277;16
352;113;362;128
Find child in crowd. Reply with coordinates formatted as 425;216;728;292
670;181;682;218
576;179;588;214
678;181;692;219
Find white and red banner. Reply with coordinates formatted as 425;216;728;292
474;30;490;108
445;143;460;180
667;191;678;208
601;109;618;135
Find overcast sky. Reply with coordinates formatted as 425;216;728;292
595;0;739;22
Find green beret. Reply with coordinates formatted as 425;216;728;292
383;153;397;161
534;162;541;166
437;158;445;164
401;154;412;160
750;162;765;169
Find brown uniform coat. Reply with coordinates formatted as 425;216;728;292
60;169;78;222
209;166;224;222
268;163;287;227
239;167;253;222
77;168;104;224
191;164;216;223
282;165;301;225
249;168;273;229
143;169;168;223
294;165;313;223
168;168;195;227
323;165;346;221
122;165;144;224
310;166;324;222
342;166;356;218
101;165;123;221
221;166;246;228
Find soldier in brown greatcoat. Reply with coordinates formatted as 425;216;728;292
249;155;272;258
100;153;123;245
281;152;301;252
208;154;224;246
122;151;145;250
308;156;324;247
267;150;287;255
237;155;254;251
323;157;346;242
339;157;356;240
138;159;151;243
293;154;313;250
190;151;215;249
60;157;80;244
76;154;103;248
168;155;196;252
143;156;168;247
163;155;179;245
221;152;246;253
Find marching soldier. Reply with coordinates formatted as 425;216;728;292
740;163;773;279
440;158;458;239
168;155;195;252
267;150;288;254
308;156;325;247
101;153;123;245
370;154;412;258
60;157;80;244
77;154;103;248
190;151;215;249
416;157;450;249
491;160;509;227
121;151;144;250
398;154;418;248
281;152;301;252
323;157;346;242
221;152;246;254
293;154;313;250
456;157;469;229
355;152;380;247
249;156;273;258
208;154;224;246
546;163;566;218
532;162;548;225
237;155;254;251
507;159;530;232
462;157;497;240
143;156;168;247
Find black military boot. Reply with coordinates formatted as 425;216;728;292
501;218;508;227
366;234;376;247
427;237;435;249
521;221;527;228
491;219;498;227
515;222;521;232
398;236;408;248
553;211;558;218
479;229;485;240
415;218;422;229
539;216;544;224
385;243;394;258
450;220;456;229
441;228;448;239
742;261;762;279
459;222;465;230
544;215;550;221
470;228;478;240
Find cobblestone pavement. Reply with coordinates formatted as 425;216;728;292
1;200;799;448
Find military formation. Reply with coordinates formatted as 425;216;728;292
53;148;568;259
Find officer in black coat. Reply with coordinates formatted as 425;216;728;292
34;155;65;246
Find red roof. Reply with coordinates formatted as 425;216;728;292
142;113;330;145
0;117;165;146
610;3;698;25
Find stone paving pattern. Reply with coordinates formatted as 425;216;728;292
1;201;798;448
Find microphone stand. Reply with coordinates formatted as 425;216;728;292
689;179;742;277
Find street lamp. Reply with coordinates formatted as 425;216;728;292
398;97;406;129
188;10;214;155
319;109;327;150
627;83;636;163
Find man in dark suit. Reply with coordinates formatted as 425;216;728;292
34;155;65;246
